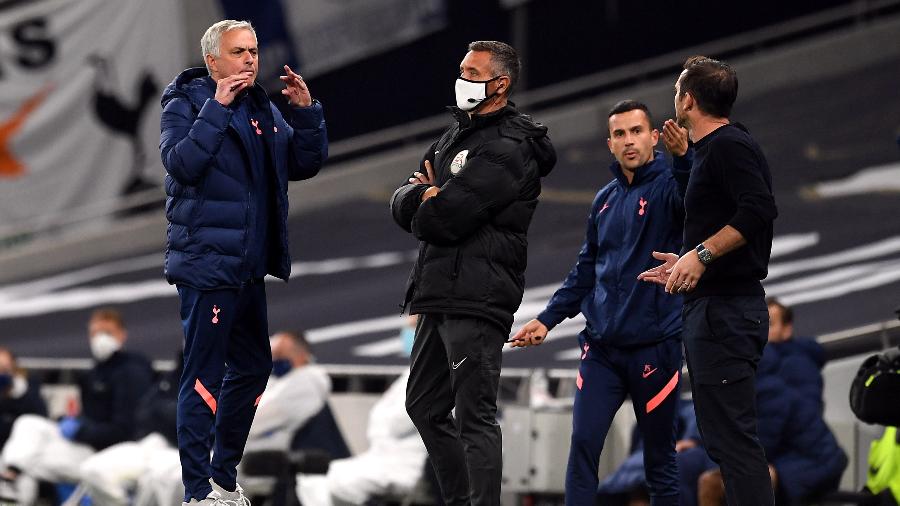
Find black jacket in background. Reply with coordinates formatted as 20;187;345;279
0;376;47;447
134;351;183;446
683;122;777;300
75;350;155;450
391;104;557;331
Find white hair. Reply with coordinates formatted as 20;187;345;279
200;20;257;73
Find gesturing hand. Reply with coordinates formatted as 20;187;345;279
214;74;251;106
662;119;689;156
508;319;549;348
637;251;679;287
280;64;312;107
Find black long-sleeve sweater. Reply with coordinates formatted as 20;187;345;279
683;123;777;301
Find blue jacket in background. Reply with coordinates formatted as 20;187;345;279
75;350;156;451
756;340;846;500
762;336;826;411
159;68;328;289
537;151;691;347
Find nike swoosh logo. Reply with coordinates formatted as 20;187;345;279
642;367;658;379
451;357;467;370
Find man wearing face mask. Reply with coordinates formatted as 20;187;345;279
244;331;331;453
0;308;154;504
391;41;556;505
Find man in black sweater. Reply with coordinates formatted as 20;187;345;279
639;56;778;505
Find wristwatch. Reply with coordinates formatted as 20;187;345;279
695;243;714;265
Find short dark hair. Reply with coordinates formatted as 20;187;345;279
678;55;738;118
766;297;793;325
90;307;125;328
608;100;654;128
468;40;520;94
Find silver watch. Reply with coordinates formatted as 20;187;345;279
696;243;714;265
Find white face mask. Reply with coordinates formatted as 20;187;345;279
90;333;122;362
455;76;502;111
9;375;27;399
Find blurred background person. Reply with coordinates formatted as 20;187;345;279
597;398;716;506
696;301;846;505
0;347;47;502
765;297;826;410
0;347;46;450
78;349;184;506
84;331;331;505
296;316;429;506
0;308;154;505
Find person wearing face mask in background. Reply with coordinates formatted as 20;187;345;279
0;308;154;505
0;347;46;503
390;41;556;506
243;330;331;453
77;332;329;506
0;348;46;451
296;315;429;506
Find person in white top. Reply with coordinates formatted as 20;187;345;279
296;316;428;505
78;330;330;505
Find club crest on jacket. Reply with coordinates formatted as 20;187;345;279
450;150;469;175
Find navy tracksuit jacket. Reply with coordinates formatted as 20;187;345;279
537;151;691;505
160;69;327;501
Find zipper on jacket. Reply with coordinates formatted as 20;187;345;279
451;249;462;279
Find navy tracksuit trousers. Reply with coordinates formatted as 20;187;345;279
566;332;682;506
176;282;272;502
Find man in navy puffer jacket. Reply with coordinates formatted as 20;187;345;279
159;19;327;505
512;100;693;505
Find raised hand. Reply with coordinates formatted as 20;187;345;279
662;119;689;156
280;64;312;107
214;74;251;106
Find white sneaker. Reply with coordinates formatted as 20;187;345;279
210;480;251;506
181;491;219;505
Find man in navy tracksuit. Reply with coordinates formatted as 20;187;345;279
159;20;327;505
512;100;692;505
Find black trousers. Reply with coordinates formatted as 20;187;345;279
682;295;773;506
405;314;506;506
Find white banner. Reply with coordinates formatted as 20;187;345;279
282;0;446;77
0;0;185;235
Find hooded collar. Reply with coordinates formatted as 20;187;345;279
448;102;518;131
608;150;668;187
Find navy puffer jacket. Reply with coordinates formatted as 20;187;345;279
756;343;847;500
160;68;328;288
